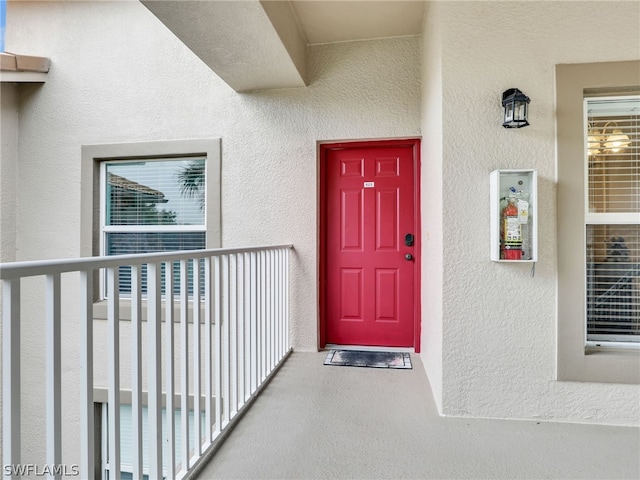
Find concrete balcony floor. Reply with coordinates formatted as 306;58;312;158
198;352;639;479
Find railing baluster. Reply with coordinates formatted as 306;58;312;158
213;256;222;437
276;249;282;358
107;267;121;480
180;259;190;472
79;271;95;480
280;248;285;356
204;257;213;445
222;254;230;427
263;251;268;374
147;262;163;480
231;254;238;416
267;250;273;372
285;248;290;350
273;250;278;366
260;250;267;382
274;249;278;360
281;249;286;356
257;251;263;383
45;273;62;480
249;252;257;396
164;262;176;480
273;250;278;362
193;259;202;456
237;253;245;408
275;249;281;359
243;253;250;401
130;266;143;480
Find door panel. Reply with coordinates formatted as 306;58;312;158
325;144;416;348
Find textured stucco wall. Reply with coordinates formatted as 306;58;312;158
5;0;421;463
425;1;640;425
1;82;18;263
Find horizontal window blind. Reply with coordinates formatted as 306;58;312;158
586;225;640;341
585;96;640;343
106;158;205;226
587;115;639;214
105;233;206;296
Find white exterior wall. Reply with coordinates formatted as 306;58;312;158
4;0;421;463
421;1;640;425
1;83;18;263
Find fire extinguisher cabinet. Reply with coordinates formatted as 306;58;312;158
490;169;538;262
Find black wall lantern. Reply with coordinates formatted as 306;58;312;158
502;88;530;128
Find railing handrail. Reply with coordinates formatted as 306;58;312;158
0;244;294;280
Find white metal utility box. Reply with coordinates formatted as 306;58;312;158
490;169;538;262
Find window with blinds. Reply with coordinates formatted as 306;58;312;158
585;96;639;345
101;158;207;296
101;403;204;479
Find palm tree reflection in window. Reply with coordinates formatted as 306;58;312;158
177;159;205;211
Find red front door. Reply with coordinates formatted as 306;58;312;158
322;141;419;348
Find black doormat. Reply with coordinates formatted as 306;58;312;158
323;349;412;369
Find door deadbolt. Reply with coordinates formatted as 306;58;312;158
405;253;413;261
405;233;414;247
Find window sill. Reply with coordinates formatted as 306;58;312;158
585;343;640;355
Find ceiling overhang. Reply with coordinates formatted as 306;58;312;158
141;0;307;92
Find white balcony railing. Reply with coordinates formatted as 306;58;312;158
1;245;292;480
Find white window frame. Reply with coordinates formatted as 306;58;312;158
81;139;221;305
556;61;639;384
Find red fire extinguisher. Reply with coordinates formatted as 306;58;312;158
502;196;522;260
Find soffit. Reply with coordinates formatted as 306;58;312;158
141;0;425;92
290;0;425;45
142;0;307;92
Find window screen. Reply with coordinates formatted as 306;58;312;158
102;158;207;296
585;96;640;344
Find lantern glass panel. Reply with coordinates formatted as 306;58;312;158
505;102;514;123
515;101;527;121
